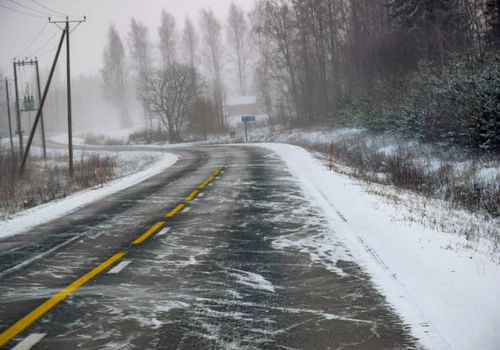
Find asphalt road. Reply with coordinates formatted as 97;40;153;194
0;146;421;349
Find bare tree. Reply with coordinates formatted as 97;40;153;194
158;10;178;67
129;18;153;76
0;69;7;137
182;16;198;69
102;24;131;128
199;7;226;128
128;18;154;130
226;2;251;96
138;64;201;142
250;2;274;123
260;0;301;119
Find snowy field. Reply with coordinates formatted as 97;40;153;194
258;143;500;350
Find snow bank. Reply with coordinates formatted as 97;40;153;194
49;134;86;146
0;152;178;239
258;143;500;350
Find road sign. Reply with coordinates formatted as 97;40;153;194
241;116;255;122
241;116;255;142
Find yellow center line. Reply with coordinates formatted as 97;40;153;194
0;251;128;348
198;181;209;189
185;190;199;202
165;203;185;218
132;221;165;245
213;169;220;176
208;175;215;182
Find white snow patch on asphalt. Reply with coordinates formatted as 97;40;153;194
273;232;351;277
0;152;178;239
229;268;275;293
257;143;500;350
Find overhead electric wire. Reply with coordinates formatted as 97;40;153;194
16;22;49;58
36;23;81;58
0;3;46;18
9;0;57;17
31;0;67;17
32;27;59;56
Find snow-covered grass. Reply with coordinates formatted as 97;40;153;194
0;149;177;239
258;143;500;350
293;132;500;245
0;144;173;223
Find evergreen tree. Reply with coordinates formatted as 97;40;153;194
485;0;500;46
388;0;459;61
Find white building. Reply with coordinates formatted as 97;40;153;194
226;96;259;126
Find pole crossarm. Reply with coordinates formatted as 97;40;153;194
49;16;86;25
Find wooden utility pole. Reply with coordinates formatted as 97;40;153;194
5;79;15;160
49;16;86;177
12;60;23;157
66;19;73;177
13;59;48;159
35;60;47;158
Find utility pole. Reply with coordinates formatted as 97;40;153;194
35;59;47;158
12;60;23;158
13;59;48;159
50;16;86;177
66;19;73;177
5;79;15;160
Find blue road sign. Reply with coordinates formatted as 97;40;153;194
241;116;255;122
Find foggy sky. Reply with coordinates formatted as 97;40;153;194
0;0;253;78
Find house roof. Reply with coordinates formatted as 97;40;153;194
227;95;257;106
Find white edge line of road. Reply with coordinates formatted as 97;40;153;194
0;232;87;279
0;152;179;240
12;333;47;350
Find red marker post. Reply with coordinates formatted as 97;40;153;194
96;155;104;188
329;141;334;171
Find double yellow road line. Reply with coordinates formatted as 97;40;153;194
0;159;228;348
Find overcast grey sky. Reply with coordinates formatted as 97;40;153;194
0;0;253;77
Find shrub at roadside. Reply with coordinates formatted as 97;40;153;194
295;133;500;219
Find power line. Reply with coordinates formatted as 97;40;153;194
36;42;59;57
8;0;59;17
36;23;82;58
32;28;59;55
0;3;46;18
31;0;67;17
16;22;49;58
